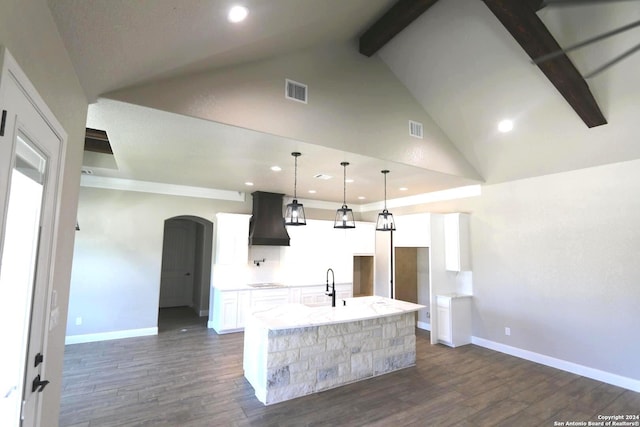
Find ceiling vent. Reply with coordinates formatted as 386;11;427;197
285;79;308;104
409;120;423;139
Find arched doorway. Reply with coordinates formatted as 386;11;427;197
158;216;213;331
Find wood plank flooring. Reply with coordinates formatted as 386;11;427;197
60;307;639;426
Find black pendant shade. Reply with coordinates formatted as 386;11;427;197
284;152;306;226
375;170;396;231
334;161;355;229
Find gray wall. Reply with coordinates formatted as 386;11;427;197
67;187;251;336
469;160;640;380
369;159;640;380
0;0;88;423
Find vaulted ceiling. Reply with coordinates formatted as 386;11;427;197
49;0;640;205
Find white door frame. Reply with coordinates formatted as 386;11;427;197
0;46;68;426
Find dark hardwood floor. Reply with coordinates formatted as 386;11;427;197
60;308;639;426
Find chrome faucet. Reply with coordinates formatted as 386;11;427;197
326;268;336;307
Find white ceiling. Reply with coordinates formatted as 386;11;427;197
50;0;640;205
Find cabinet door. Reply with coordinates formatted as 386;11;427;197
220;293;239;330
251;289;290;311
236;291;250;328
437;305;452;344
444;213;471;271
215;214;251;265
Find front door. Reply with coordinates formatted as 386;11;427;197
0;49;65;427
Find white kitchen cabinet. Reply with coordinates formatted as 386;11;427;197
215;213;251;265
444;213;471;271
295;284;353;306
211;288;249;334
250;288;290;311
436;294;471;347
211;284;354;333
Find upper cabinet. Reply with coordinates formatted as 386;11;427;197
444;213;471;272
215;213;251;265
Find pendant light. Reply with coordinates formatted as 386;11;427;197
284;152;306;226
334;161;355;229
376;170;396;231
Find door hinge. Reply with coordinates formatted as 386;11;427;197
35;352;44;367
0;110;7;136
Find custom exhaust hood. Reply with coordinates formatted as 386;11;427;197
248;191;290;246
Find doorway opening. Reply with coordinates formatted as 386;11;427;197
353;256;374;297
158;216;213;332
394;247;430;328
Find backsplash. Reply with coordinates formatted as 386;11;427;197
248;246;282;284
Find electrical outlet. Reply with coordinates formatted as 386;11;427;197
75;316;82;326
426;311;430;318
505;327;511;336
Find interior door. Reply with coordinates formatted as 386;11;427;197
0;49;64;427
159;219;196;307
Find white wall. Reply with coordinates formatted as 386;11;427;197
67;187;251;337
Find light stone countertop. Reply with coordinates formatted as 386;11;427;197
213;282;352;291
247;296;425;330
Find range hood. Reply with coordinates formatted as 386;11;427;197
248;191;290;246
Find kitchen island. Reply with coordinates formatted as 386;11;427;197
243;296;425;405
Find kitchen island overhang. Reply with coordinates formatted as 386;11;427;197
243;296;425;405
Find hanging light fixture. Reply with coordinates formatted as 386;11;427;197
376;170;396;231
284;152;306;226
334;161;355;229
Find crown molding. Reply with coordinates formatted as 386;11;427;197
80;175;246;202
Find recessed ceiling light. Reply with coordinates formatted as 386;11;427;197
314;174;332;180
358;196;366;200
308;190;317;194
245;181;254;186
399;187;408;191
271;166;282;172
345;179;354;183
498;119;514;133
228;5;248;23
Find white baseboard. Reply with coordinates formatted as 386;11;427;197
207;320;215;329
417;321;431;331
199;309;209;317
65;327;158;345
471;336;640;393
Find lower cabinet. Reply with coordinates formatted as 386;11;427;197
211;284;353;333
211;288;249;334
436;294;472;347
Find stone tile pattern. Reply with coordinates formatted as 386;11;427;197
264;313;416;404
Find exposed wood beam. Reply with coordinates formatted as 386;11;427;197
359;0;439;57
483;0;607;128
525;0;545;11
85;128;114;154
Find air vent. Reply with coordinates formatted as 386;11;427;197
285;79;308;104
409;120;424;139
81;168;94;175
